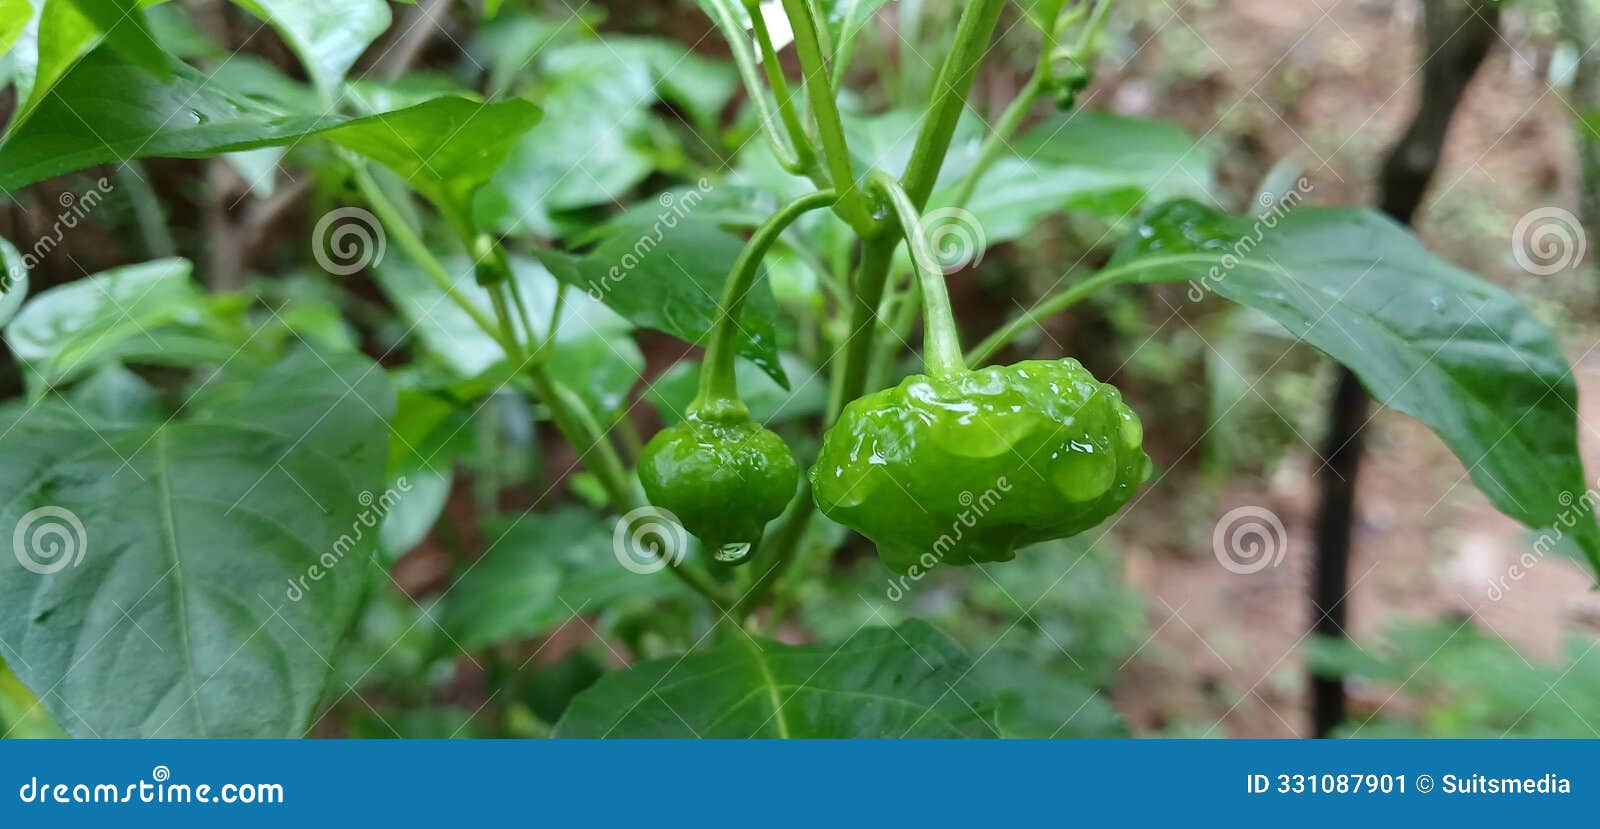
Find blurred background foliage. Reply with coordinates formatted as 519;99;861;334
2;0;1599;738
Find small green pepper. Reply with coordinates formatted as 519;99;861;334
810;173;1151;573
640;415;798;559
637;190;837;562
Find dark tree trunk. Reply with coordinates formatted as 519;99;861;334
1309;0;1501;739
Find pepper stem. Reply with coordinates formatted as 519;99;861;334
690;190;840;419
867;172;967;376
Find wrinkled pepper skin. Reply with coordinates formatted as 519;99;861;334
639;416;799;551
811;358;1151;573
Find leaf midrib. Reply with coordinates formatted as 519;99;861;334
154;427;209;737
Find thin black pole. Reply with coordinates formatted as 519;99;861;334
1310;0;1501;738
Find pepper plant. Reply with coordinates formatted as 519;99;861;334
0;0;1594;738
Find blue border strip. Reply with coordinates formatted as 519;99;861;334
2;740;1594;826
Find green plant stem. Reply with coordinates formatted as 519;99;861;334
743;0;1007;617
702;0;810;174
947;0;1118;211
868;172;965;374
947;72;1043;210
779;0;878;236
733;476;814;616
830;0;866;93
866;271;921;391
900;0;1008;207
1074;0;1116;55
830;0;1006;412
516;317;733;611
693;190;839;416
746;0;816;168
964;262;1133;365
351;161;733;612
350;166;508;349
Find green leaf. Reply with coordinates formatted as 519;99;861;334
939;156;1158;242
554;620;1122;737
959;650;1127;738
0;40;534;195
347;705;490;739
474;36;712;235
0;657;68;738
0;49;344;189
64;363;166;427
1014;111;1215;209
533;218;789;388
929;112;1216;244
3;0;169;136
373;252;643;418
1106;199;1600;574
2;257;246;389
379;469;450;561
230;0;390;95
320;96;542;226
0;348;395;737
0;237;29;328
439;508;681;651
63;0;168;75
0;0;30;56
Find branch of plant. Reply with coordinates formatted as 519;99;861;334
694;189;839;413
965;255;1178;365
779;0;879;236
829;0;867;93
349;164;508;347
702;0;812;174
742;0;1008;617
746;0;818;171
351;160;734;610
868;172;966;374
948;0;1115;210
947;71;1044;210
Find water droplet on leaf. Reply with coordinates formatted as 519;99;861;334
714;542;751;563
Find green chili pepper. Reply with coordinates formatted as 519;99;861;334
810;173;1151;573
639;417;799;561
638;190;837;562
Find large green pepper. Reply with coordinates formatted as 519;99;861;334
812;358;1150;572
811;173;1151;572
